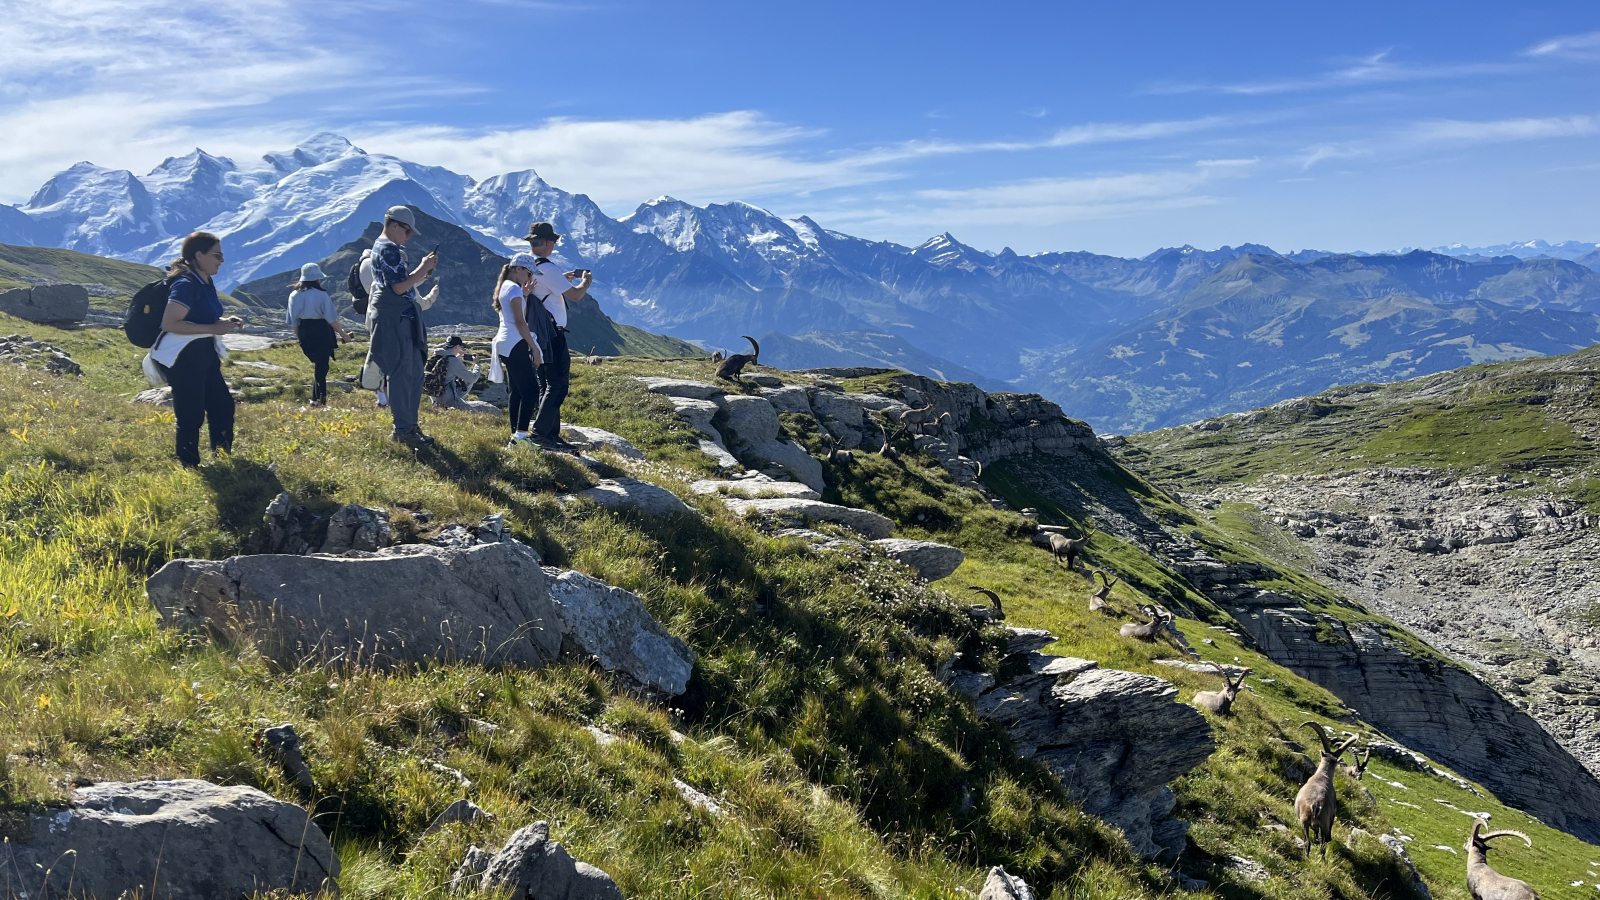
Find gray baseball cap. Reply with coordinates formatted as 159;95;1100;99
384;205;421;236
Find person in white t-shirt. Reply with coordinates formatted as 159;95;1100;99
522;221;591;447
488;253;551;447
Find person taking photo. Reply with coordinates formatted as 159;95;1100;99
523;222;591;450
363;205;439;446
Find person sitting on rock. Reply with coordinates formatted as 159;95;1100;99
429;335;492;412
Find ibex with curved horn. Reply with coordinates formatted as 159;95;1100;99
877;423;902;461
1192;662;1253;715
1294;723;1363;859
1338;747;1371;781
1088;571;1118;614
1120;604;1173;641
713;336;759;382
1466;818;1538;900
966;586;1005;621
1047;529;1092;569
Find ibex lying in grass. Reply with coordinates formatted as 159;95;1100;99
713;336;759;382
1191;662;1252;715
877;423;901;461
1294;723;1363;859
1119;604;1173;641
1088;570;1118;613
1466;818;1538;900
825;436;854;465
1047;529;1091;569
966;586;1005;621
1338;747;1371;781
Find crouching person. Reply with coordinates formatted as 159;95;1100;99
427;335;493;413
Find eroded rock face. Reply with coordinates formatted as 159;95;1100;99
0;283;89;324
2;779;338;900
873;538;964;581
146;541;694;694
721;497;894;540
965;631;1215;860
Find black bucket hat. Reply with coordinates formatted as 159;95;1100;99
525;221;562;243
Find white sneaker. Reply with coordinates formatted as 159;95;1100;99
508;433;535;449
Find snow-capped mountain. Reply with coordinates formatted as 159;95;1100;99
1421;239;1600;261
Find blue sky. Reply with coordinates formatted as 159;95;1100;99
2;0;1596;256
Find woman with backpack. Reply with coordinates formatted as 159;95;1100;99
286;263;349;407
488;253;553;448
152;232;243;467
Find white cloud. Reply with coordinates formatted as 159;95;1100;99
1406;114;1600;144
1154;50;1519;95
1527;29;1600;59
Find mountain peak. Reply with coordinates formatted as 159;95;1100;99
262;133;364;175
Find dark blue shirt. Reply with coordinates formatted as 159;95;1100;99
167;273;224;325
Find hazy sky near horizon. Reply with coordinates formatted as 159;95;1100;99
2;0;1596;256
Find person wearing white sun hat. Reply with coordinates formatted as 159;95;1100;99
287;262;350;407
489;252;557;447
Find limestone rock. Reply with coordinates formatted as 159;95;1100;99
1378;834;1431;899
422;798;495;837
873;538;964;581
668;397;737;468
809;389;865;449
773;528;866;552
760;384;813;414
450;844;493;893
479;821;625;900
320;503;392;553
979;866;1034;900
689;474;820;501
475;381;509;407
560;425;645;459
720;394;781;445
741;439;825;492
133;387;173;406
722;497;893;539
263;722;315;790
2;779;338;899
147;541;695;694
568;478;696;518
0;283;89;324
636;376;723;400
674;778;725;816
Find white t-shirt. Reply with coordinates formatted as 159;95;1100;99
528;258;572;329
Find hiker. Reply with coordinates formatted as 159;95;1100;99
427;335;487;411
362;206;439;446
353;249;388;408
152;232;242;467
489;253;553;447
523;222;592;448
286;263;350;407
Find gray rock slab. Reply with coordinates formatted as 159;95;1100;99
0;284;89;324
220;334;278;351
979;866;1035;900
568;478;696;518
690;475;820;501
3;779;338;900
697;439;740;469
1004;627;1057;656
722;497;893;539
872;538;964;581
422;798;495;838
479;821;625;900
561;425;645;459
721;394;780;445
147;541;695;694
761;384;813;414
320;503;392;554
772;528;867;552
133;387;173;406
742;439;825;492
810;389;865;448
636;376;723;400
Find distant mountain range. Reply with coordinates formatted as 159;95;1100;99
5;133;1598;431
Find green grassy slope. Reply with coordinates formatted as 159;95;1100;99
0;242;247;312
1;311;1594;899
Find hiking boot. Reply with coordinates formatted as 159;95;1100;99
392;430;436;448
507;433;537;450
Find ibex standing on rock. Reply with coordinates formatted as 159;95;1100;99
1294;723;1363;859
1191;662;1252;715
1047;529;1091;569
1088;571;1118;613
1466;818;1538;900
713;336;759;382
1120;604;1173;641
895;402;939;434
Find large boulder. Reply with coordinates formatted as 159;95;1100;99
146;541;695;694
690;474;820;501
873;538;964;581
719;394;780;445
636;377;723;400
471;821;624;900
0;284;89;324
560;425;645;459
722;497;894;540
667;397;737;468
809;389;866;449
742;439;825;492
760;384;813;414
567;478;696;518
2;779;338;899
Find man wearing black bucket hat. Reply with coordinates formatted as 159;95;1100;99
523;221;592;449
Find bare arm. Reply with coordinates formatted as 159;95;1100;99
561;270;592;302
511;297;543;366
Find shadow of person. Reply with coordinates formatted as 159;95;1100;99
198;454;285;538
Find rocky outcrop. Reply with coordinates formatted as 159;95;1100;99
0;332;82;374
561;425;645;459
690;474;820;501
146;541;695;694
456;820;624;900
566;478;697;517
0;283;89;324
718;393;825;491
959;628;1215;860
1;779;338;899
979;866;1034;899
722;497;894;540
872;538;964;581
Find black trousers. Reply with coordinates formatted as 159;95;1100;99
532;328;569;441
296;319;336;403
168;337;234;466
500;340;540;433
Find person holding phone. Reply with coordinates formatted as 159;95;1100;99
364;205;439;447
523;221;592;449
152;231;243;467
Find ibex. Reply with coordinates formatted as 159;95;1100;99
825;436;854;465
966;586;1005;621
1466;818;1538;900
877;423;901;461
713;336;759;382
1088;570;1118;613
710;350;725;364
1294;723;1363;859
1047;529;1092;569
1338;747;1371;781
895;402;939;433
583;346;603;365
1119;604;1173;641
1191;662;1252;715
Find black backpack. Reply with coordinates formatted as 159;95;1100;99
124;278;172;348
422;354;451;397
348;256;370;316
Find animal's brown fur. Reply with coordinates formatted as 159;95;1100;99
1088;570;1118;613
1294;723;1362;859
1466;818;1538;900
1191;662;1253;715
714;336;759;381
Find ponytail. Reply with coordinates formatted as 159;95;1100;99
167;231;220;278
491;264;514;311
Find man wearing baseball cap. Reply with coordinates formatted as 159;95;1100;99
363;205;439;446
523;221;592;448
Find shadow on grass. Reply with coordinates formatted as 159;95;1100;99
199;455;285;540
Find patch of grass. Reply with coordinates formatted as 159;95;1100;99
1356;398;1589;472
